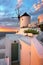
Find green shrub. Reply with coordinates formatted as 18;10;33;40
40;24;43;31
24;29;39;34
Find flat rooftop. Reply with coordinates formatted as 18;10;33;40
6;34;31;45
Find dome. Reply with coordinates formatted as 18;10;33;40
38;14;43;19
38;14;43;23
20;12;30;17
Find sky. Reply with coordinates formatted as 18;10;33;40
0;0;43;21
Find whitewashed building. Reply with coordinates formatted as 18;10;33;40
0;33;43;65
20;12;31;28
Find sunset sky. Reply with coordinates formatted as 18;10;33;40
0;0;43;21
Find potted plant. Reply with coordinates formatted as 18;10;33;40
40;23;43;31
24;29;39;37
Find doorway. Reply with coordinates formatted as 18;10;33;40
11;43;19;62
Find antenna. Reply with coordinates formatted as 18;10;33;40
15;0;23;20
17;7;20;20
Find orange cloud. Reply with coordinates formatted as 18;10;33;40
41;0;43;5
41;0;43;2
0;26;18;32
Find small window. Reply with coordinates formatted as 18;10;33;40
0;53;5;59
0;45;5;49
22;19;23;20
20;44;22;49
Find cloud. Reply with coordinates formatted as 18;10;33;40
41;0;43;2
0;12;5;17
33;0;43;11
41;0;43;5
30;6;43;15
33;3;41;11
16;0;23;8
18;0;22;4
